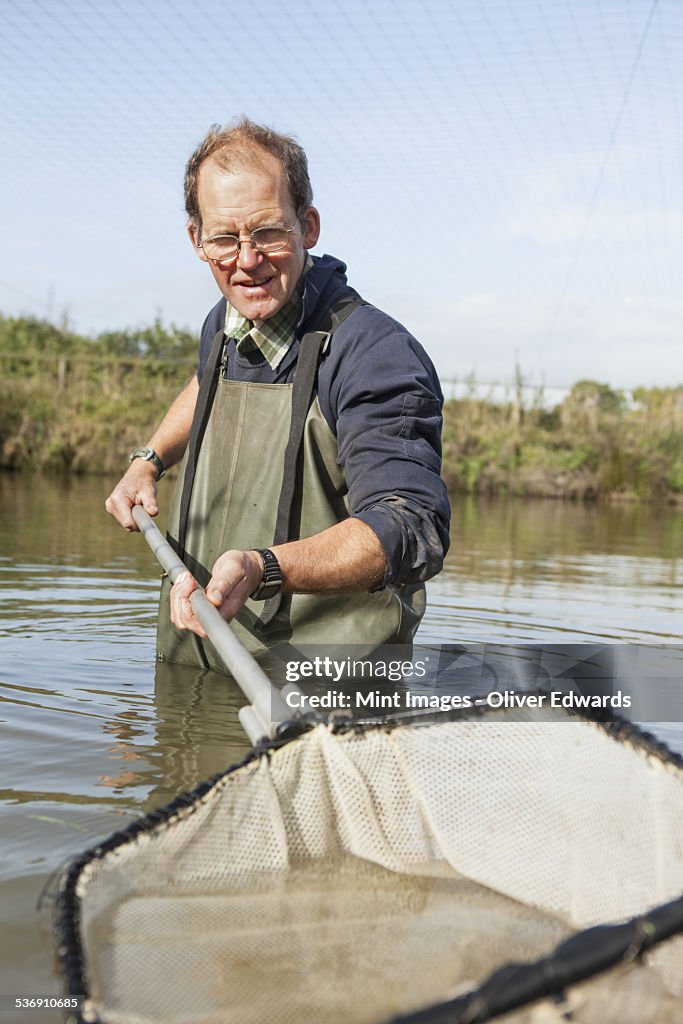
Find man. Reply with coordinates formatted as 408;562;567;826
106;118;450;670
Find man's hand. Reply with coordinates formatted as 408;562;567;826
169;551;264;636
105;461;159;531
168;570;204;636
105;374;199;531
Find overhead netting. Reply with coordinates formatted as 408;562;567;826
57;706;683;1024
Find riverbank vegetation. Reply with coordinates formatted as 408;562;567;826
442;378;683;501
0;315;197;475
2;315;682;501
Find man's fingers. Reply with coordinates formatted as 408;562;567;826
173;570;196;596
170;551;260;631
209;551;263;600
170;571;207;638
206;551;262;622
105;465;159;531
104;491;139;531
207;585;224;605
139;492;159;517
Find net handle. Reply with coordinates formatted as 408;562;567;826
132;505;296;739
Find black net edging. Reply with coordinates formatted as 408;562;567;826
54;743;263;1020
54;704;683;1024
389;893;683;1023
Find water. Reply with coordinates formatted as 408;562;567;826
1;474;683;1020
85;854;572;1024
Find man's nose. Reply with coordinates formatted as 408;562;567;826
236;239;262;270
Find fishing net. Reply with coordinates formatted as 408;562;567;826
57;705;683;1024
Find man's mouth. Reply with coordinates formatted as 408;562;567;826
236;276;274;289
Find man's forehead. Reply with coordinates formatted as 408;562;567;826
197;152;293;221
198;149;286;196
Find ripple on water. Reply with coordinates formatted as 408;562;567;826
422;551;683;644
0;565;160;642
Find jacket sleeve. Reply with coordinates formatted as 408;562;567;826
321;307;451;586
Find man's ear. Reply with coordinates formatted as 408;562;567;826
300;207;321;249
187;222;208;263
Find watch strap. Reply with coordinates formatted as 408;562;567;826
250;548;283;601
129;447;166;480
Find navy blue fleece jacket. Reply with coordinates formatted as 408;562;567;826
197;253;451;586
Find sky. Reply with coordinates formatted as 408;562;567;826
1;0;681;392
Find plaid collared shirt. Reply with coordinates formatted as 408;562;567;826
223;256;312;370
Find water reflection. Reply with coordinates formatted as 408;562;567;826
144;662;251;811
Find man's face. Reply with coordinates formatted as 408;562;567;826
188;152;320;321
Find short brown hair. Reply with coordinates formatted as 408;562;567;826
184;116;314;235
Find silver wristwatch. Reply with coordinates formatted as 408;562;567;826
129;447;166;480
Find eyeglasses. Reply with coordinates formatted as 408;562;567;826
198;218;300;264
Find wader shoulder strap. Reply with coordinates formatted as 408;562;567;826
259;290;365;626
175;328;224;561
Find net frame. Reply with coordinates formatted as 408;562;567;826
55;701;683;1024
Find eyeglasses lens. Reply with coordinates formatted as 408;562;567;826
202;227;290;261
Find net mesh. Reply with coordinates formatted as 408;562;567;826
62;708;683;1024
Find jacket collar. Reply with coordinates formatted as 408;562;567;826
297;254;349;334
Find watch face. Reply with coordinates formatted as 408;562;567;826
129;449;164;479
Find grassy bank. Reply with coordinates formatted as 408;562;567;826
2;315;682;501
0;315;196;474
442;380;683;501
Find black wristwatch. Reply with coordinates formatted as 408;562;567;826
129;447;166;480
250;548;283;601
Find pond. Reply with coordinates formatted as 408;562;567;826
1;473;682;1017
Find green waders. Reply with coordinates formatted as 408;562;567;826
157;295;425;672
